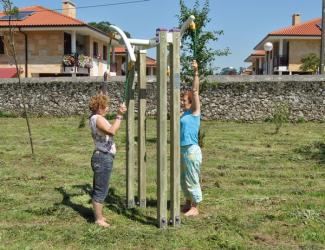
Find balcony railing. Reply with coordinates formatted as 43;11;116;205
62;54;93;69
62;54;93;75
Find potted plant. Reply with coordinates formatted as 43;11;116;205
78;54;93;69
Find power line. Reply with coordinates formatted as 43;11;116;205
58;0;151;11
13;0;152;13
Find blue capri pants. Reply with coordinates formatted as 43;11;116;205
91;150;114;203
181;144;203;204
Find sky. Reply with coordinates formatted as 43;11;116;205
9;0;323;71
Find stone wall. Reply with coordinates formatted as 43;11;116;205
0;75;324;121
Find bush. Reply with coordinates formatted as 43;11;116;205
105;112;117;121
0;111;17;118
296;117;305;124
272;102;290;134
78;115;86;128
198;129;206;148
300;53;320;74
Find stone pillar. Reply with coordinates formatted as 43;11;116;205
259;57;263;75
278;39;283;75
71;31;76;54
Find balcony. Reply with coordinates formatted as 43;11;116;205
62;54;92;75
273;56;289;71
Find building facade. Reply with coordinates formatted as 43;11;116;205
246;14;322;75
0;1;123;78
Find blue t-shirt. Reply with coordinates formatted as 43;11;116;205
180;110;200;146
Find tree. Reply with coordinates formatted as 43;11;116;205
300;53;320;74
178;0;230;84
88;21;131;38
1;0;34;156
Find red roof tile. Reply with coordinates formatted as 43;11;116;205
113;47;126;53
251;50;265;56
112;47;156;65
270;18;321;36
0;68;17;78
146;56;156;66
0;6;85;27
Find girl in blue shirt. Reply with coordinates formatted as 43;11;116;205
180;60;202;217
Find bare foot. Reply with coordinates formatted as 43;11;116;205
184;207;199;217
95;219;111;228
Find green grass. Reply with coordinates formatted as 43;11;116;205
0;117;324;249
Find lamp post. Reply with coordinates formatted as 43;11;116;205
320;0;325;74
264;42;273;75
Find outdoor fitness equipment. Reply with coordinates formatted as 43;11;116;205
109;15;195;229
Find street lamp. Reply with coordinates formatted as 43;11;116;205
264;42;273;75
320;0;325;74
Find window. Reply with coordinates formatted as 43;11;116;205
0;36;4;54
64;32;71;55
93;42;98;57
103;45;107;61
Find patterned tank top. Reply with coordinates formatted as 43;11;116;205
89;114;116;155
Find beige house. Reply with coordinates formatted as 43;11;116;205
0;1;120;78
244;50;265;75
246;14;322;75
111;47;156;76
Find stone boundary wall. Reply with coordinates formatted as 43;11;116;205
0;75;324;121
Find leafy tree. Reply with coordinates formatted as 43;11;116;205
300;53;320;74
1;0;34;156
178;0;230;84
88;21;131;38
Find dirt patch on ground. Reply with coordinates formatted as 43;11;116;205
253;233;278;246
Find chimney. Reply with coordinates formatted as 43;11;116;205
62;0;76;19
292;13;301;26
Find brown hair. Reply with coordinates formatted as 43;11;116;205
89;94;109;113
182;91;193;104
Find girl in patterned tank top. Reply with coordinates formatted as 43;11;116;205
89;94;126;227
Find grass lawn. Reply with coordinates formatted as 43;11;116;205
0;117;324;249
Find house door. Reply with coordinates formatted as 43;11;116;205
92;59;99;76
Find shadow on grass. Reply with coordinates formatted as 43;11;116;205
105;188;157;226
55;184;157;226
55;185;94;223
295;141;325;164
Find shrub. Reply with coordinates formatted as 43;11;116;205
78;114;86;129
300;53;320;74
272;102;290;134
198;129;206;148
105;112;117;121
0;111;17;118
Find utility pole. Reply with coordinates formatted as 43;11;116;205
320;0;325;74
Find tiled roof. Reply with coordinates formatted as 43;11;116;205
0;6;85;27
113;47;126;53
251;50;265;56
146;56;156;66
244;50;265;63
270;18;321;36
113;47;156;65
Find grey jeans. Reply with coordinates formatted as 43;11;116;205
91;150;114;203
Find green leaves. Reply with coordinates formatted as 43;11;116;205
178;0;230;85
1;0;18;16
300;53;320;74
